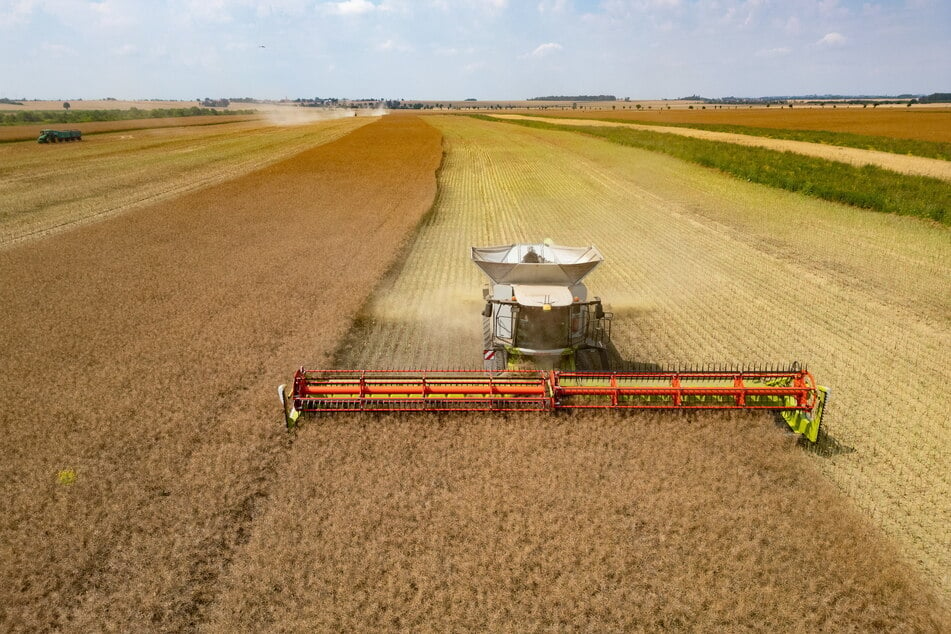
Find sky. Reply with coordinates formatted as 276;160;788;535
1;0;949;100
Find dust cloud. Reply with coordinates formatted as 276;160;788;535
262;106;388;126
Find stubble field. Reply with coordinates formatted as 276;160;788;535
1;111;948;630
0;115;370;244
0;114;257;143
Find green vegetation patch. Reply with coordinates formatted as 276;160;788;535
0;106;255;126
475;115;951;225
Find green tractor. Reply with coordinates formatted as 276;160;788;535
37;129;82;143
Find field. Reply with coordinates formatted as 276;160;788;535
330;115;951;595
491;114;951;182
507;105;951;143
0;99;219;111
0;115;257;143
0;115;369;244
208;413;941;631
1;112;949;630
0;115;442;630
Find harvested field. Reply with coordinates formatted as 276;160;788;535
492;114;951;181
511;106;951;143
0;114;443;631
208;414;945;631
0;116;370;245
329;116;950;602
0;114;256;143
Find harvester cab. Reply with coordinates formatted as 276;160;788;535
472;242;612;371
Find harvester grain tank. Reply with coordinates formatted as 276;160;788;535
37;129;82;143
472;242;612;371
280;242;830;442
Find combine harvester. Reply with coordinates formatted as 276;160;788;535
280;242;829;442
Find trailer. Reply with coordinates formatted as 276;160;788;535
37;129;82;143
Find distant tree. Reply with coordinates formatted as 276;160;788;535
63;102;70;111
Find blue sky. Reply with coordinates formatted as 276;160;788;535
1;0;948;100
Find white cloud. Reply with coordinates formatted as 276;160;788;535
180;0;234;24
528;42;562;58
253;1;311;18
783;15;800;34
40;42;75;57
816;31;846;47
89;1;136;28
112;43;139;56
0;0;37;28
537;0;567;12
755;46;791;58
325;0;376;15
817;0;849;16
377;38;411;52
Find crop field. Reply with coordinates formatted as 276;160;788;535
516;105;951;143
0;115;369;244
0;114;258;143
0;115;442;630
1;112;948;630
491;114;951;182
0;99;218;111
331;116;950;600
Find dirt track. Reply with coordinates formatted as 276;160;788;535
493;114;951;181
0;114;442;631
